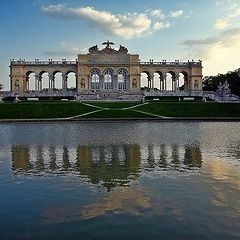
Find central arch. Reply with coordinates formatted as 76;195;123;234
104;68;114;90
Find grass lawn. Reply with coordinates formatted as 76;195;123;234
0;102;96;119
85;101;139;109
0;101;240;119
135;102;240;117
80;109;152;118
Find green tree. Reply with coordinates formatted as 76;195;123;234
203;68;240;96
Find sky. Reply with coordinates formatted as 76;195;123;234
1;0;240;90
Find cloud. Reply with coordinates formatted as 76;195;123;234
214;19;229;30
181;28;240;75
43;42;87;58
182;28;240;47
170;10;183;18
41;5;180;39
148;9;165;19
153;21;170;30
214;2;240;30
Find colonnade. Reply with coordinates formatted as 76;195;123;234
146;74;183;91
27;73;75;91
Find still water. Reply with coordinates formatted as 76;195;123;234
0;121;239;240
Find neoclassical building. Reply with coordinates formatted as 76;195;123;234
10;41;203;93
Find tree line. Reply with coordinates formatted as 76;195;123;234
203;68;240;96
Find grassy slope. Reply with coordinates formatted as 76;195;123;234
85;101;139;109
80;109;151;118
135;102;240;117
0;102;96;119
0;101;240;119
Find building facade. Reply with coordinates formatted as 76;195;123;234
10;41;203;93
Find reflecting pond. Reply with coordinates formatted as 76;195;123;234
0;122;239;240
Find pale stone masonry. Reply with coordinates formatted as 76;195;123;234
10;42;203;93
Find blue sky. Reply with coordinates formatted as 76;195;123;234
1;0;240;89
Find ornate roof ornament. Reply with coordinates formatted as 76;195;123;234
102;40;114;49
89;45;99;54
88;42;128;54
119;45;128;54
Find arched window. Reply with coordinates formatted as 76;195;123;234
90;69;100;90
104;69;113;90
117;69;127;90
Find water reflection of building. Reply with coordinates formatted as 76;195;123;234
11;143;202;190
11;145;32;171
76;145;141;191
184;145;202;167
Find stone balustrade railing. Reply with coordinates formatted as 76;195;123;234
10;60;77;65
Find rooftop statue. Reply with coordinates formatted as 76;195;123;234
102;40;114;49
89;45;99;54
119;45;128;53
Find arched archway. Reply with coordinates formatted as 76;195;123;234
66;71;77;91
179;71;189;91
90;68;100;91
26;71;35;91
53;71;63;90
140;71;150;89
104;68;114;90
153;71;164;90
39;71;49;91
117;68;128;90
166;71;176;91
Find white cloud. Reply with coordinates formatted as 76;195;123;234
148;9;165;19
214;18;229;30
181;28;240;75
230;8;240;17
41;5;180;39
153;21;170;30
214;2;240;30
43;41;87;58
170;10;183;18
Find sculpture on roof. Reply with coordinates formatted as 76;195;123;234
89;45;99;53
119;45;128;53
102;40;114;49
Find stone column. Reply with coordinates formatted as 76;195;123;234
147;75;151;89
163;74;167;91
127;75;131;90
113;75;118;90
150;75;154;90
62;73;67;92
52;78;55;89
49;73;53;90
35;74;39;91
99;75;104;90
175;76;179;91
38;77;42;91
49;76;51;90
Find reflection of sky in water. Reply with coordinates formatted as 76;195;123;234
0;122;239;239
